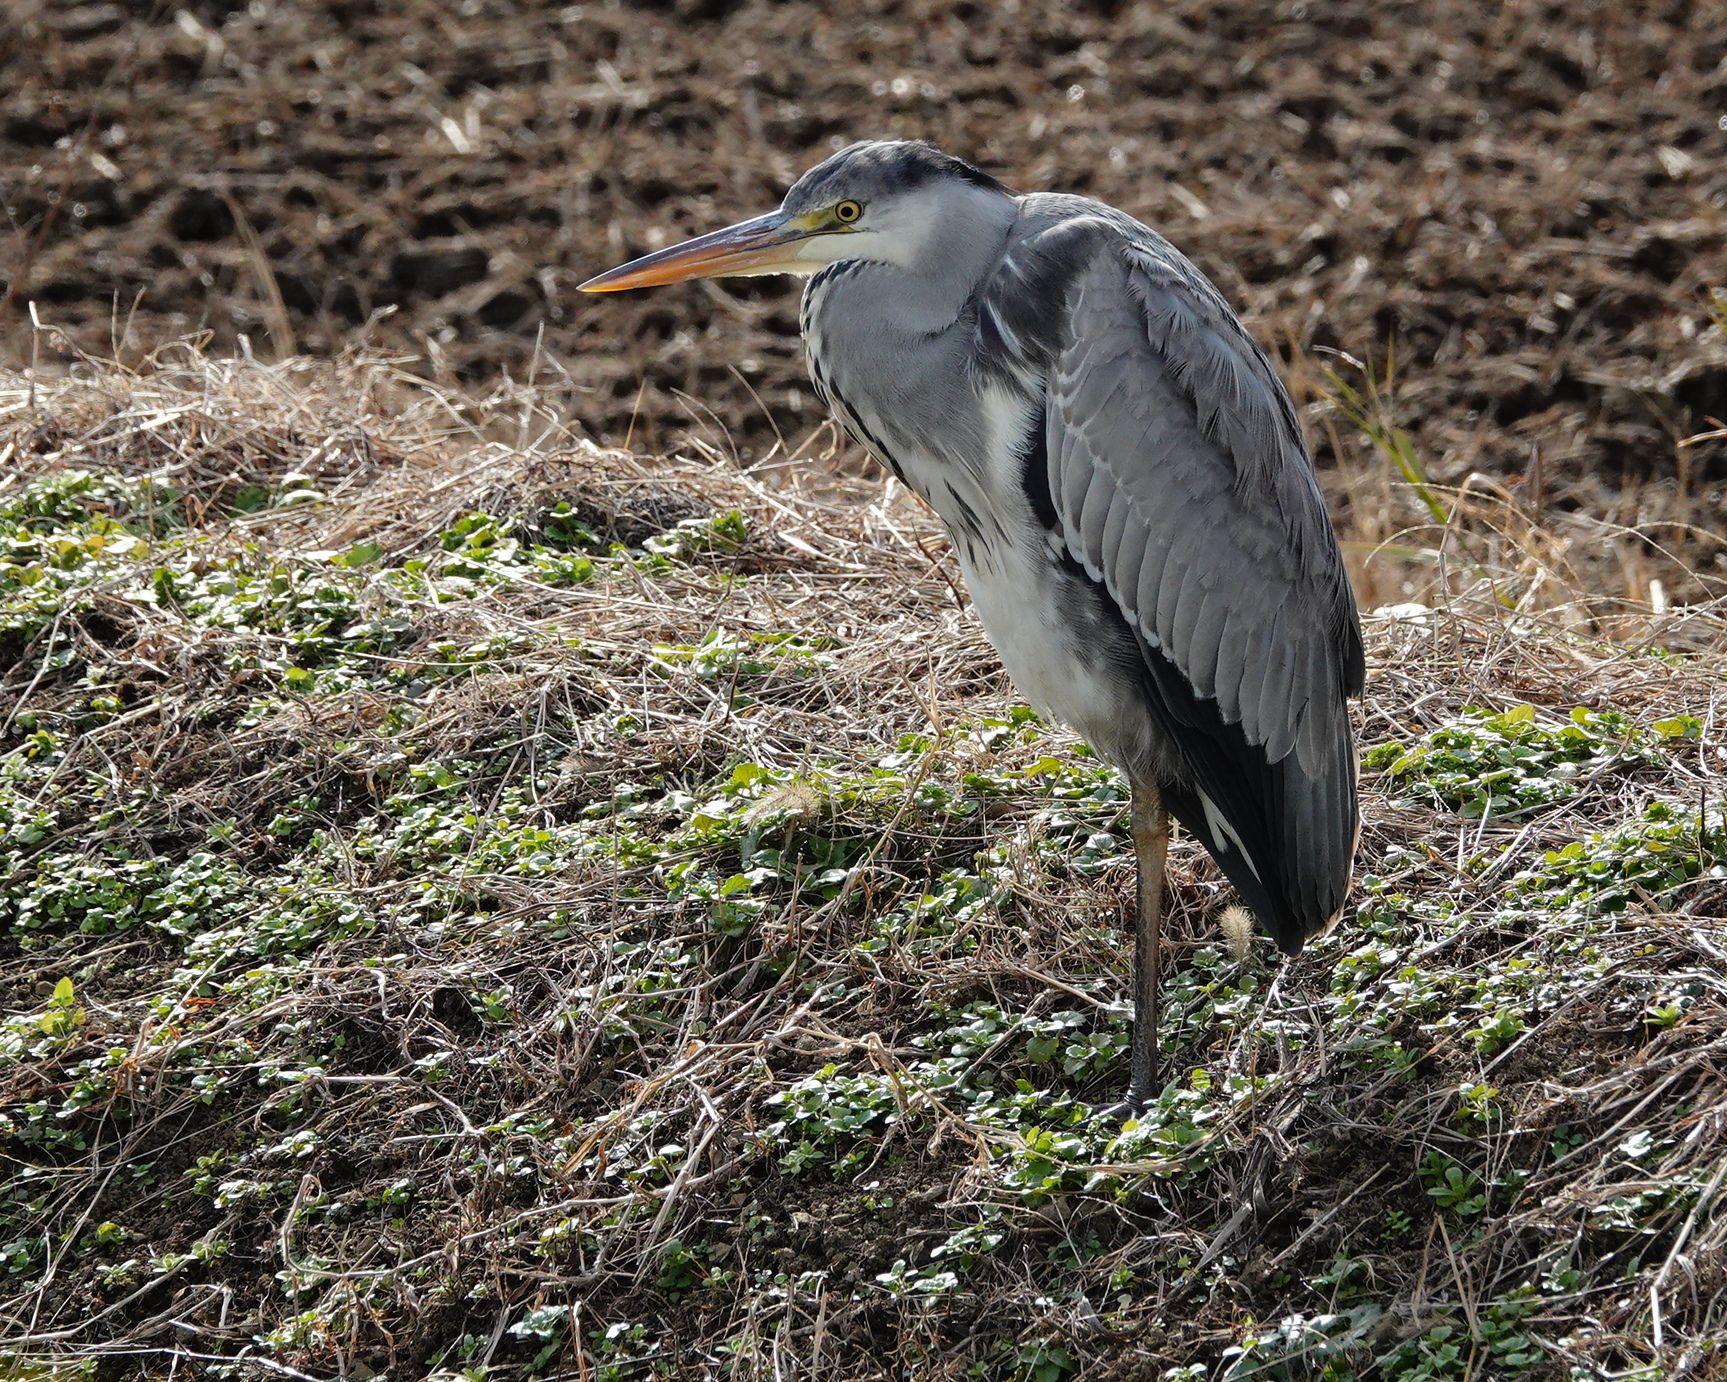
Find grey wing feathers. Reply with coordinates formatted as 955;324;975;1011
1041;233;1364;945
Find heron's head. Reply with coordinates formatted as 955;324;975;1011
579;140;1015;293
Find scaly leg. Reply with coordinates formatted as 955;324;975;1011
1095;782;1168;1120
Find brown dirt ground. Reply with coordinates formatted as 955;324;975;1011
4;1;1726;527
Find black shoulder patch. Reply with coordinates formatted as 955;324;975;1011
1017;404;1058;531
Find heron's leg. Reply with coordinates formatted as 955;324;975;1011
1092;782;1168;1121
1126;782;1168;1107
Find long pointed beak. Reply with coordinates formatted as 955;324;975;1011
579;210;808;292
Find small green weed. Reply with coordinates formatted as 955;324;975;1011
1507;800;1726;913
1365;706;1657;819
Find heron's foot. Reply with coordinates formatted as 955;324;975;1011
1084;1086;1151;1125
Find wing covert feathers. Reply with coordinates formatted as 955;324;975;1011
1031;233;1365;950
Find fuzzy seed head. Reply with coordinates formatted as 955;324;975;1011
1220;904;1255;961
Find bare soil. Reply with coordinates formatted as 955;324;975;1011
4;1;1725;530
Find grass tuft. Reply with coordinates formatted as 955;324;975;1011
2;346;1725;1380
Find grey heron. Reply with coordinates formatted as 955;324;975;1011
581;140;1364;1116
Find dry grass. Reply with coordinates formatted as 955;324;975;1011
1;344;1725;1381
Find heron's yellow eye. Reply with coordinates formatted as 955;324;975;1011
834;200;862;224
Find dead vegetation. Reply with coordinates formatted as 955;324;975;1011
0;344;1723;1380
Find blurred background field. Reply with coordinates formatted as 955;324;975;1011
4;0;1725;590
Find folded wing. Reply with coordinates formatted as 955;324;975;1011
1037;234;1364;951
